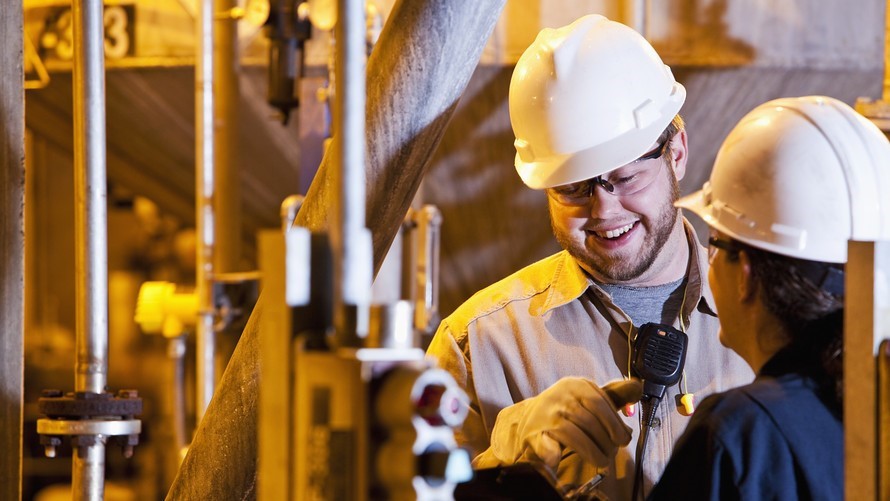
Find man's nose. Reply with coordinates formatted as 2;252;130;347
587;184;622;217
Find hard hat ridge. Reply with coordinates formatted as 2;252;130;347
549;20;587;81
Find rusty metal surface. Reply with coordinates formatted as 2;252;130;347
1;2;24;500
166;1;506;498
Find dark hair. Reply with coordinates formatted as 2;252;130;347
728;242;844;411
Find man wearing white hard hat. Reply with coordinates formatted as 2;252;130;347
427;14;752;499
649;95;890;500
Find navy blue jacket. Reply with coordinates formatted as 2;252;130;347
648;350;843;500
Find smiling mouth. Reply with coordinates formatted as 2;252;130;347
590;222;636;239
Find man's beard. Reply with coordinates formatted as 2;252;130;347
552;172;682;282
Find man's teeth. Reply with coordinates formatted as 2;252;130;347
597;223;635;239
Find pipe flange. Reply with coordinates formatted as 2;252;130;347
37;389;143;458
37;418;142;437
38;389;142;418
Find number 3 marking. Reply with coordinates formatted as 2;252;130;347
104;6;130;60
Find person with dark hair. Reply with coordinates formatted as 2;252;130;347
649;95;890;500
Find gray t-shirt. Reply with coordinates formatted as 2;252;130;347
598;278;687;327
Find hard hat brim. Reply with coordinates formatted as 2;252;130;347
677;184;850;264
675;188;724;233
516;82;686;189
675;189;706;217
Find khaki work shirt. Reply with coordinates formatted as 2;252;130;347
427;221;754;499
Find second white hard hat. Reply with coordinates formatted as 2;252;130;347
509;14;686;189
677;95;890;263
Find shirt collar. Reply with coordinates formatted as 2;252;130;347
682;218;718;319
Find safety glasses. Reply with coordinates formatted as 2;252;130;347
549;136;672;205
707;235;741;263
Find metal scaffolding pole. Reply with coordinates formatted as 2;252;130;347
332;0;371;346
195;0;217;421
194;0;241;422
72;0;109;497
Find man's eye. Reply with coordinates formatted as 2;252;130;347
611;174;638;186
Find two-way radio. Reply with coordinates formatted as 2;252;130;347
632;322;688;400
630;322;688;501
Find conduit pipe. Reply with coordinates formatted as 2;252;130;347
194;0;241;421
72;0;109;497
166;1;506;498
195;0;217;422
331;0;372;346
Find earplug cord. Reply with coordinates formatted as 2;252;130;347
632;396;661;501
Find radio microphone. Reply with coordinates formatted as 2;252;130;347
632;323;688;402
630;323;688;501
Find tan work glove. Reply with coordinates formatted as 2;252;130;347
474;377;642;474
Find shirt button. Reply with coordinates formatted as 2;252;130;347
651;417;661;429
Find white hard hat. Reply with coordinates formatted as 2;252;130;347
509;14;686;189
677;95;890;263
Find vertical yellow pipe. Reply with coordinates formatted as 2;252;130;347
214;0;241;275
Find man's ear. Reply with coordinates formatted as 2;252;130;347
669;129;688;182
737;250;757;302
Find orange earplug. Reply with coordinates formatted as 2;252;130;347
679;393;696;416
